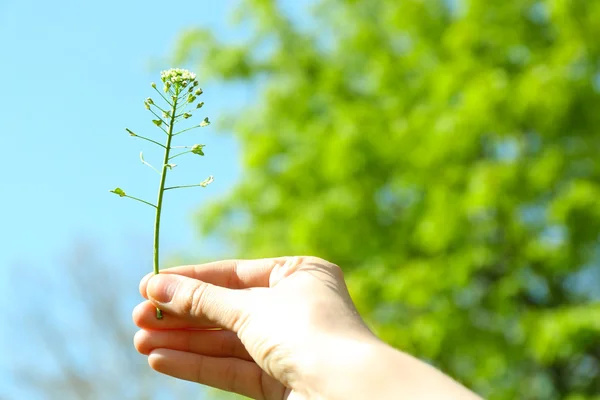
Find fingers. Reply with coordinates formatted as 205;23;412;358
133;301;219;330
146;274;251;331
139;258;290;298
148;349;286;400
134;329;253;361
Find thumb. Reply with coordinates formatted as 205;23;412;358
146;274;247;331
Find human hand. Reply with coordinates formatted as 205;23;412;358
133;256;481;400
134;256;377;399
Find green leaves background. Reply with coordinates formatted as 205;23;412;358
175;0;600;398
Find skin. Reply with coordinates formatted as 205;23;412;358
133;256;482;400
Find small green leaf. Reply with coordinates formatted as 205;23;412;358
200;175;214;187
191;144;205;156
110;188;126;197
152;119;162;127
200;117;210;127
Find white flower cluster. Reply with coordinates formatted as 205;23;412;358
160;68;197;88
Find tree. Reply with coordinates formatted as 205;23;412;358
175;0;600;398
6;242;205;399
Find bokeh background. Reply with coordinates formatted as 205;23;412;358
1;0;599;399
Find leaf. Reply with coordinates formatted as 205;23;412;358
110;188;126;197
199;175;214;187
152;119;163;127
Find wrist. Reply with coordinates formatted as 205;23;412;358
296;336;481;400
293;335;385;399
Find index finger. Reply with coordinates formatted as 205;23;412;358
139;257;291;299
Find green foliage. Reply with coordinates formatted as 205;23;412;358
176;0;600;398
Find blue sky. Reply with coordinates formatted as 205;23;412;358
0;0;253;397
0;0;243;271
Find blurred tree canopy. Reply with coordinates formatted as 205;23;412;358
175;0;600;398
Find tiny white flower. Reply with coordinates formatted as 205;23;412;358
160;68;197;88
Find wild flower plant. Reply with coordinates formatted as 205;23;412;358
111;68;213;319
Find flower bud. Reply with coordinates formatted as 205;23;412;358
195;88;203;96
110;188;127;197
146;97;154;105
183;113;192;119
151;82;157;88
200;117;210;127
188;95;196;103
196;102;204;109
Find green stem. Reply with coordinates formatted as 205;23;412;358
173;125;202;136
169;150;191;160
153;86;173;107
153;88;179;320
149;109;169;128
151;103;168;114
123;194;157;208
164;183;205;190
127;129;167;149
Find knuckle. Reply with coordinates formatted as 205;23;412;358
328;262;344;279
226;259;242;289
292;255;342;275
188;282;210;317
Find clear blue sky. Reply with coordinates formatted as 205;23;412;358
0;0;251;397
0;0;243;271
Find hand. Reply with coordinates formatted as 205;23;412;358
133;256;481;400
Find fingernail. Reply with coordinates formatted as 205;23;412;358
147;274;179;304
